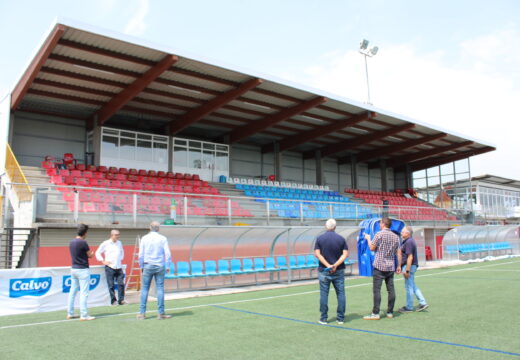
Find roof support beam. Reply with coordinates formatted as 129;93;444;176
341;132;448;164
94;54;178;125
11;25;65;110
408;147;495;172
169;78;263;135
303;123;416;160
383;141;474;168
227;96;327;144
262;111;373;154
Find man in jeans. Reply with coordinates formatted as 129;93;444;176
137;221;172;320
95;229;126;306
67;223;95;321
398;226;428;313
363;217;402;320
314;219;348;325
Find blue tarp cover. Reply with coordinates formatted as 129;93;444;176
357;218;405;276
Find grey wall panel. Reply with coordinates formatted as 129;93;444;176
13;113;86;167
230;144;262;178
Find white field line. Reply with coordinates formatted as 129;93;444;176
1;259;519;330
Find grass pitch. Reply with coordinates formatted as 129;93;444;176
1;258;519;360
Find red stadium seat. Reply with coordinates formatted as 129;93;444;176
97;166;108;173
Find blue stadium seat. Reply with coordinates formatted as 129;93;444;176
277;256;288;270
190;261;205;277
254;258;268;272
306;254;318;268
165;262;176;279
205;260;218;276
176;261;191;278
242;258;255;274
230;259;243;274
265;257;280;272
218;259;232;275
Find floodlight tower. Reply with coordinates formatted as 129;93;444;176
359;39;378;105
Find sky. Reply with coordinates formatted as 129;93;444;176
0;0;518;179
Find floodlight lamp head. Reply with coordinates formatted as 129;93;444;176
370;46;379;56
360;39;369;50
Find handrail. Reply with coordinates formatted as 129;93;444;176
5;144;32;201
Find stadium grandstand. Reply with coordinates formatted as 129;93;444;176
1;19;509;282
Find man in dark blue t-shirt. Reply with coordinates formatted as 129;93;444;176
314;219;348;325
67;223;95;321
398;226;428;313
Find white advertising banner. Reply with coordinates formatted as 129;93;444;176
0;266;112;316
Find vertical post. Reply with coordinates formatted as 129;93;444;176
133;193;137;226
315;150;323;186
287;228;292;285
274;142;282;182
380;159;387;192
184;195;188;225
266;199;270;226
227;198;232;225
329;204;333;219
299;202;304;225
74;191;79;223
350;155;358;189
364;54;371;104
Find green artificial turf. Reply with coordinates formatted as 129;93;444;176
1;258;519;360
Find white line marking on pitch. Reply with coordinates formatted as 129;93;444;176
1;259;518;330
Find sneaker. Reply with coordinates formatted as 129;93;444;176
416;304;429;312
66;314;79;320
318;320;327;325
337;320;344;325
157;314;172;320
398;307;414;313
136;314;146;320
79;316;95;321
111;301;118;306
363;313;380;320
386;313;393;319
118;300;128;305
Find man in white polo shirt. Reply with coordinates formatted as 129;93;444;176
96;229;126;306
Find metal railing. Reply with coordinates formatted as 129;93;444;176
5;144;32;202
3;181;467;228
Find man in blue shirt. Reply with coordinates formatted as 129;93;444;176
137;221;172;320
398;226;428;313
67;223;95;321
314;219;348;325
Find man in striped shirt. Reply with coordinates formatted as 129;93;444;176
363;217;402;320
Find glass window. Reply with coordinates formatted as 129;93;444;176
189;148;201;169
174;146;187;167
189;141;201;149
102;135;118;158
203;143;215;151
216;144;228;152
121;131;135;139
202;149;214;169
174;139;187;146
103;128;118;136
154;136;168;142
120;137;135;160
136;140;152;162
138;134;152;140
215;152;228;171
154;142;168;164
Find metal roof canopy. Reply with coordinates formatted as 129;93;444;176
10;18;495;171
471;175;520;189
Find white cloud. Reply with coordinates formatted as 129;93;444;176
124;0;150;36
287;29;520;180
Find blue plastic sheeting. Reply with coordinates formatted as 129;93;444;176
357;218;405;277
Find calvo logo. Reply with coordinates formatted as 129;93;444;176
62;274;101;293
9;277;52;298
